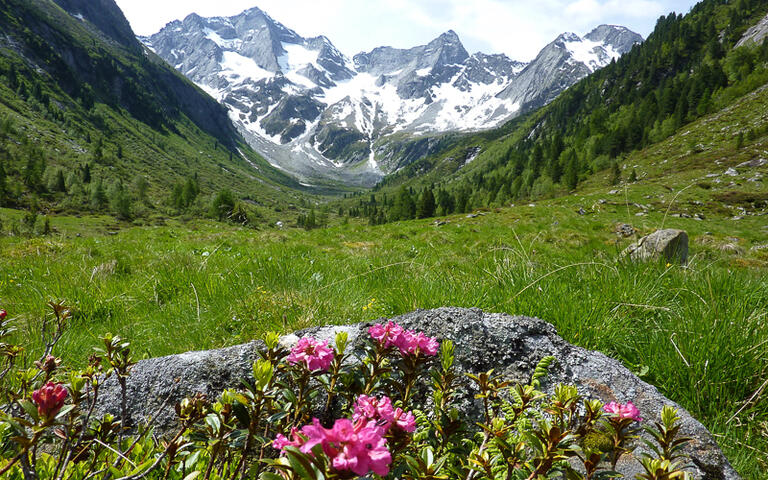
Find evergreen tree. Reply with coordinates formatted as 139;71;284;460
210;189;236;221
564;156;579;190
392;186;416;220
610;162;622;185
0;161;6;206
89;181;108;210
416;188;436;218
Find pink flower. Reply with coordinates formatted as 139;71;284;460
273;427;304;451
369;321;440;357
416;332;439;356
353;395;417;434
392;407;416;433
287;337;334;372
286;417;392;477
368;321;404;348
604;401;642;422
353;395;395;431
31;382;68;420
0;309;6;320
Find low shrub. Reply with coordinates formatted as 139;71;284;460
0;304;693;479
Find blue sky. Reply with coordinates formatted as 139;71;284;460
115;0;702;61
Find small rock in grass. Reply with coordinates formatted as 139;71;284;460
615;223;636;237
622;229;689;264
737;158;767;168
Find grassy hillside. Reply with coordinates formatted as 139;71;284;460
0;0;314;224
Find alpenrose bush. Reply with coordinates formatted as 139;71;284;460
0;304;694;480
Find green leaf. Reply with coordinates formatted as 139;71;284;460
182;471;201;480
55;404;75;420
284;447;317;480
232;402;251;427
259;473;284;480
18;399;39;422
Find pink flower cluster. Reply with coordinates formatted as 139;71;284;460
0;309;7;320
353;394;416;434
274;417;391;476
368;321;439;356
604;401;642;422
286;337;335;372
32;382;68;420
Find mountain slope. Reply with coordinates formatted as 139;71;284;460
336;0;768;226
0;0;305;220
144;9;640;186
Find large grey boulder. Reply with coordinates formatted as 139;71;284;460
622;229;689;264
96;308;737;479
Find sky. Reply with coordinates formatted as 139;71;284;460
114;0;701;61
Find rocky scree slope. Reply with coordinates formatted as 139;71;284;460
143;8;641;186
96;308;737;480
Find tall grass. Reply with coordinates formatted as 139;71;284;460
1;200;767;476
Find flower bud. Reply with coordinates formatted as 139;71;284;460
35;355;61;375
32;382;68;420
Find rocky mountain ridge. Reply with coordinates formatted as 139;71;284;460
144;8;642;186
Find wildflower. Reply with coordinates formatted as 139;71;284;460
392;407;416;433
368;321;404;348
35;355;61;375
0;309;6;320
287;337;334;372
281;417;393;477
394;329;439;357
368;321;440;357
353;394;395;431
353;395;417;434
604;401;642;422
273;427;304;451
31;382;68;420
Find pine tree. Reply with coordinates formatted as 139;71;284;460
416;188;436;219
564;156;579;190
610;162;622;185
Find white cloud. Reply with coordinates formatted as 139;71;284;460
115;0;699;61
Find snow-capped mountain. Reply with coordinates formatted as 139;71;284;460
143;8;641;186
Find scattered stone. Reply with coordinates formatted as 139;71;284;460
622;229;689;264
680;213;692;218
635;212;646;216
615;223;636;237
528;203;536;207
737;157;767;168
724;167;739;177
276;221;284;228
577;208;586;215
719;243;745;255
433;220;447;226
94;308;738;480
694;213;705;221
608;189;620;194
751;243;768;251
466;214;479;218
731;216;744;220
705;173;719;178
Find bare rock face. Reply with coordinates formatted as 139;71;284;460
96;308;737;479
622;229;689;264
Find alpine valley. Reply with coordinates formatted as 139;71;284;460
143;8;642;186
